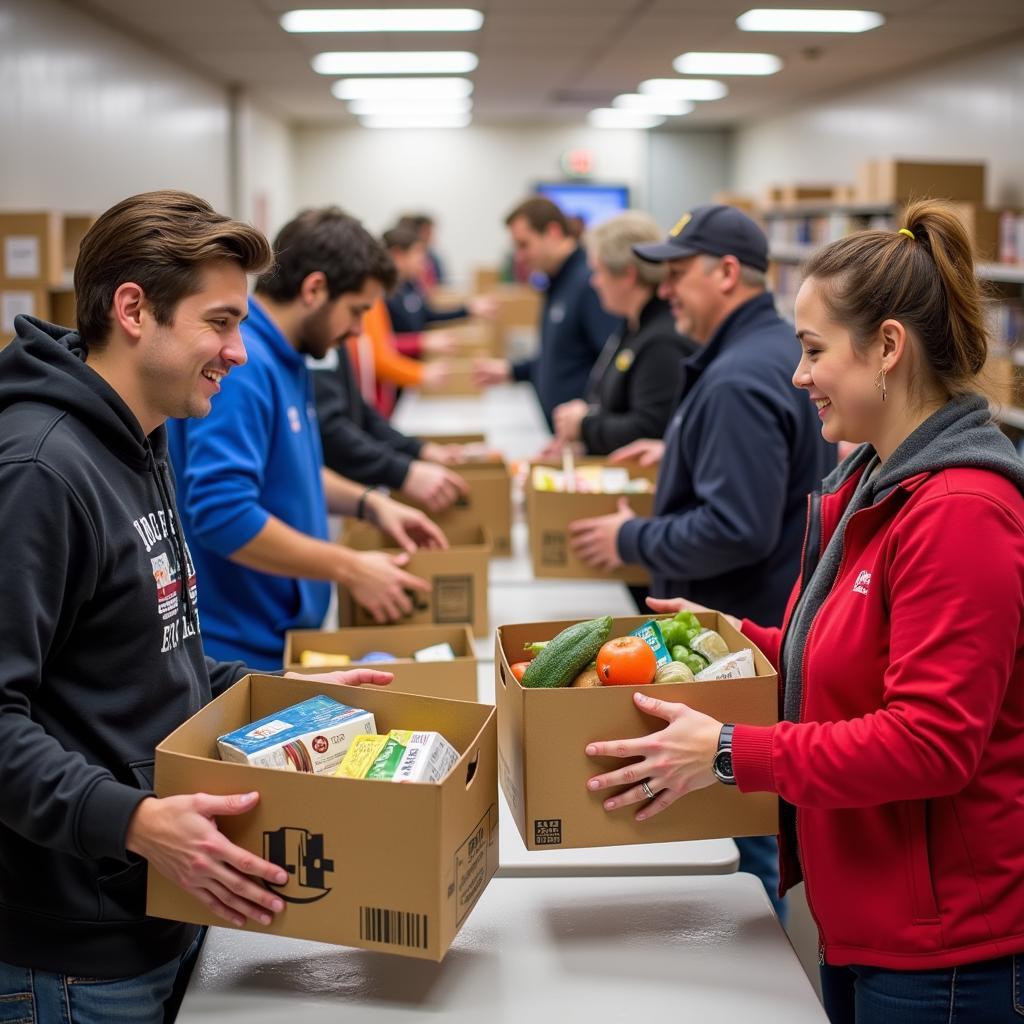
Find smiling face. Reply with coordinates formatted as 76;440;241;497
793;276;885;446
656;254;725;343
137;258;249;423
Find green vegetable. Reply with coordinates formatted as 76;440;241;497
654;662;696;684
520;616;613;689
671;645;708;675
523;641;549;656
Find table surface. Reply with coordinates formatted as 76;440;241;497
177;874;826;1023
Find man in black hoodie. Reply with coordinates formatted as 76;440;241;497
0;191;392;1024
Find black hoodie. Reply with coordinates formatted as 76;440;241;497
0;317;247;977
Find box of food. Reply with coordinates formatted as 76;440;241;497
284;623;478;702
148;674;499;960
856;159;986;205
339;523;490;636
526;460;658;584
495;613;778;850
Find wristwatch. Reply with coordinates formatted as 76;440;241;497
712;723;736;785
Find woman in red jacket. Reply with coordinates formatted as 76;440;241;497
586;200;1024;1023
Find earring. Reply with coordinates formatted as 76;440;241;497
875;366;887;402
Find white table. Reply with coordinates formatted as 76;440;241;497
177;874;825;1023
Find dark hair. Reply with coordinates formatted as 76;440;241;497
382;224;421;252
398;213;434;232
504;196;570;235
802;200;988;396
74;190;272;348
256;207;396;301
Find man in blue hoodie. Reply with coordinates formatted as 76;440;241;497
0;191;393;1024
568;205;836;921
168;208;447;669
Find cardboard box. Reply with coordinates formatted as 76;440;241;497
981;353;1015;407
48;286;76;328
495;614;778;850
422;357;481;397
284;623;478;702
526;459;658;584
147;674;499;959
762;184;835;208
441;320;500;357
1;285;49;335
340;522;490;636
948;201;1008;261
857;159;986;204
0;212;93;287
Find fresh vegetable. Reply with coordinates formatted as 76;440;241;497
510;661;531;682
654;661;696;684
658;610;704;649
689;629;730;662
520;616;613;689
596;636;657;686
523;641;548;657
671;645;709;676
570;666;602;688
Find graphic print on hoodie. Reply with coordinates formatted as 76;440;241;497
0;316;246;978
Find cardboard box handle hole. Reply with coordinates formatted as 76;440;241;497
464;748;480;789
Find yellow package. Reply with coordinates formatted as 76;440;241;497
299;650;350;667
334;733;389;778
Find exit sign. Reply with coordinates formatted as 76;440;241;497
560;149;593;178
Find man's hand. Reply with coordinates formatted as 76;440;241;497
421;361;451;392
567;497;636;570
420;441;464;466
468;295;500;319
399;461;469;514
126;792;286;928
553;399;589;444
472;357;511;388
343;550;432;623
366;492;449;551
422;331;457;356
608;438;665;467
283;668;393;687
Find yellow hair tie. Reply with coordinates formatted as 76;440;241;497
898;228;915;239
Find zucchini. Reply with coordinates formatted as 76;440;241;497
520;616;613;689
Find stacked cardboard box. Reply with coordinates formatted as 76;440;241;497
855;160;985;205
148;674;499;959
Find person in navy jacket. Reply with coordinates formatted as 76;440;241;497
587;202;1024;1024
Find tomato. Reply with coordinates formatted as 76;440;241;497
509;661;530;682
596;636;657;686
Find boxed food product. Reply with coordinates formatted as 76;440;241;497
495;613;778;850
363;730;461;783
148;674;499;960
216;695;375;775
526;459;658;584
338;523;490;637
284;624;478;701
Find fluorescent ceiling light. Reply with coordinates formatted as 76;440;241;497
312;51;478;75
348;97;473;115
360;113;472;128
737;9;884;32
613;94;694;116
588;108;665;130
638;79;728;101
673;52;782;75
282;9;483;33
331;77;473;99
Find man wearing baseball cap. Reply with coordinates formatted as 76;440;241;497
570;204;835;920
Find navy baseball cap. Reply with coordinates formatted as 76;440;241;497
633;204;769;273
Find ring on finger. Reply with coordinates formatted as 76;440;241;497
640;779;656;800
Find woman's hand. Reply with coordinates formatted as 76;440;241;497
585;691;723;820
646;596;740;633
284;668;393;687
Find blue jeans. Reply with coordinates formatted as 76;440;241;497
736;834;787;924
821;952;1024;1024
0;929;204;1024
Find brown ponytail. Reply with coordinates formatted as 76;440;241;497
802;199;988;396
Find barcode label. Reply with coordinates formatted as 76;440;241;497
359;906;429;949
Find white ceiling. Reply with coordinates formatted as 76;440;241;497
63;0;1024;126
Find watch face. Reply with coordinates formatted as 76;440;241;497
713;750;734;782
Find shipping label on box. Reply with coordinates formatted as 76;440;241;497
495;614;779;851
148;675;500;960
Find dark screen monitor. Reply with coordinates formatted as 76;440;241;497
535;182;630;227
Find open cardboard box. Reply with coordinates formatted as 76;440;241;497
526;459;658;584
340;522;490;636
147;674;498;960
415;432;512;556
421;357;481;397
495;613;779;850
284;624;478;702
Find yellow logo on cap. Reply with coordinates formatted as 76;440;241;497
670;212;692;237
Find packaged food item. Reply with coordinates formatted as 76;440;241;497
217;696;375;774
628;620;672;667
298;650;351;667
654;661;696;684
413;642;456;662
695;648;756;682
364;730;461;783
334;733;390;778
530;465;652;495
688;628;730;663
359;650;397;663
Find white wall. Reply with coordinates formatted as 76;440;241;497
647;130;734;228
234;96;296;239
0;0;232;214
733;37;1024;206
293;123;649;287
